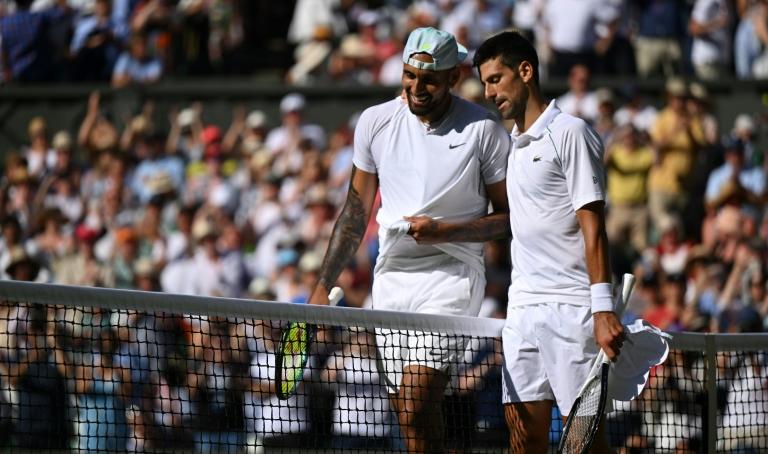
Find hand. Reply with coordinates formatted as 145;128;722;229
307;284;331;305
87;91;100;114
403;215;447;244
593;311;625;361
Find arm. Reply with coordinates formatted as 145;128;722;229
404;179;511;243
576;201;624;360
307;166;378;305
77;92;101;148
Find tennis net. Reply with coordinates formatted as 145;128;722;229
0;280;766;453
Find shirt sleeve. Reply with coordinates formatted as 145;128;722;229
479;119;510;185
559;120;606;210
352;108;378;174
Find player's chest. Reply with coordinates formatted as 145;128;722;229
508;138;565;193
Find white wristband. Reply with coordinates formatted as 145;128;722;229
590;283;614;313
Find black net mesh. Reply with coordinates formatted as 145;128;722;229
0;283;766;453
0;300;507;453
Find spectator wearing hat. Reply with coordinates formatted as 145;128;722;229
593;88;618;144
705;138;766;212
23;116;55;179
328;33;377;85
4;165;36;232
30;208;72;267
36;173;84;226
185;125;238;214
286;24;335;85
5;246;42;282
605;124;655;255
167;104;205;162
52;223;114;287
264;93;326;156
131;130;184;204
298;183;336;246
647;78;706;236
687;82;719;147
47;130;79;181
731;114;760;166
111;32;163;88
222;106;269;159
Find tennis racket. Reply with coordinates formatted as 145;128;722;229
275;286;344;400
558;273;636;454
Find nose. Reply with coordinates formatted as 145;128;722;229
484;84;495;101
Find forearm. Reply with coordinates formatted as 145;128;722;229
577;203;611;284
317;169;372;291
441;212;510;242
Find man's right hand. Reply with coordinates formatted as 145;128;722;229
308;284;331;305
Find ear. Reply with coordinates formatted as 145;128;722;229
518;61;535;84
448;67;461;87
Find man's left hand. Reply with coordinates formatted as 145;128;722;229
403;215;448;244
594;311;625;361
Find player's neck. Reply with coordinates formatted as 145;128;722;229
515;93;547;134
419;94;454;126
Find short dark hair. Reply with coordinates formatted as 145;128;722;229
473;30;539;86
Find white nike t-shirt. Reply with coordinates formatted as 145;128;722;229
507;100;606;307
353;96;510;273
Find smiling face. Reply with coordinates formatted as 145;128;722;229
478;56;529;121
402;53;459;121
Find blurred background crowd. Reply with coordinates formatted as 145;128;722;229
1;0;768;452
3;0;768;85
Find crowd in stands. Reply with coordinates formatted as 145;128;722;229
4;0;768;86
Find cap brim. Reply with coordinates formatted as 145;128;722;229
456;43;468;64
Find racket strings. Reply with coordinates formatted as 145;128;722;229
561;378;603;453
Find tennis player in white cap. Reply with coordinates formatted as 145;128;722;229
308;27;511;453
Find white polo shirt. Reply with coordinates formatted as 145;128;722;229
353;96;510;274
507;100;605;307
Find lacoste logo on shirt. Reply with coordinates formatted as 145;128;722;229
532;155;542;162
448;143;467;149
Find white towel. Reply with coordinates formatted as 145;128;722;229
607;319;671;408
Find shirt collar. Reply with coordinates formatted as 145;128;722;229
511;99;560;141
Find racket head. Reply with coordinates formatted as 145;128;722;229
275;321;316;400
558;362;610;454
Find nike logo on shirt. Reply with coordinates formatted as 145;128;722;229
448;143;466;149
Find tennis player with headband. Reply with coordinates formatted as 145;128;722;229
473;31;625;453
308;27;510;453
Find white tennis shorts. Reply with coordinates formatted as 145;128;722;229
501;303;599;416
372;256;485;394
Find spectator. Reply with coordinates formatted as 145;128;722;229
614;84;658;133
605;125;655;255
0;305;71;449
23;117;54;180
52;223;114;286
265;92;326;157
112;32;163;87
647;78;706;236
77;91;119;157
74;329;129;451
556;64;599;122
0;0;64;82
689;0;732;80
634;0;685;78
543;0;617;76
70;0;121;81
167;104;205;162
705;138;765;212
731;113;760;166
735;0;768;79
320;330;395;450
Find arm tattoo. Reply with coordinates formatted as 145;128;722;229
446;212;510;242
318;169;368;290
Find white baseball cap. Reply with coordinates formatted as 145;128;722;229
280;93;306;113
402;27;467;71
